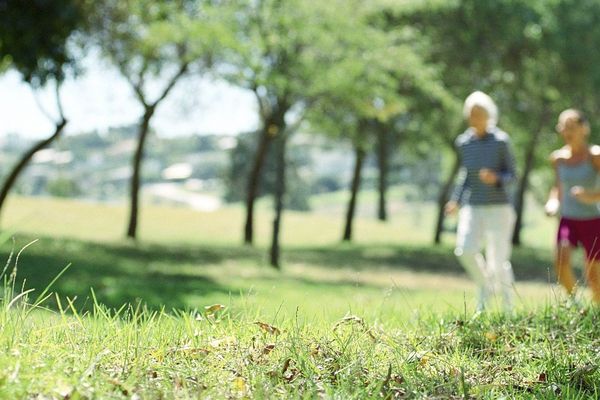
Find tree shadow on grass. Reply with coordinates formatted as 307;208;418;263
284;244;555;282
0;235;261;312
256;273;422;292
0;234;556;313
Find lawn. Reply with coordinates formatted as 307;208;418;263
0;195;596;398
2;190;557;248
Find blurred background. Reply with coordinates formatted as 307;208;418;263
0;0;595;313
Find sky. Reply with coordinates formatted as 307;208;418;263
0;53;259;139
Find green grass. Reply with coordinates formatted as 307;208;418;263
0;195;595;398
0;257;599;398
3;191;557;249
4;194;440;246
0;233;561;317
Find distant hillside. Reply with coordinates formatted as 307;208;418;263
0;126;444;210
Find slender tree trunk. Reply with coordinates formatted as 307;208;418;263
126;106;154;239
512;107;550;246
120;62;188;240
119;61;188;240
376;125;388;222
342;145;366;242
433;153;460;244
244;127;273;245
270;131;287;269
0;119;67;224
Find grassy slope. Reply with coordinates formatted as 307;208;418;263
0;272;598;399
0;195;595;398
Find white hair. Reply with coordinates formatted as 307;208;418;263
463;91;498;128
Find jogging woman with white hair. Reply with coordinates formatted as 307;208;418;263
445;91;517;312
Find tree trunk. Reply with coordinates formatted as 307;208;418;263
126;107;154;239
342;145;366;242
376;125;388;222
269;132;287;269
511;148;534;246
433;154;460;244
244;127;273;245
0;119;67;224
512;108;550;245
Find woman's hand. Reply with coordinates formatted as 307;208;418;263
479;168;499;186
570;186;598;204
445;201;459;216
544;198;560;216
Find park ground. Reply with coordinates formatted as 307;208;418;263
0;192;597;398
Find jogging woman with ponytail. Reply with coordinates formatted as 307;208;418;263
546;109;600;304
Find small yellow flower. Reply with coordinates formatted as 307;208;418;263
485;331;498;342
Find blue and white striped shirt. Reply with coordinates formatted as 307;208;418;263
451;127;517;206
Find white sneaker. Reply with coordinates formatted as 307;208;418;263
476;285;491;312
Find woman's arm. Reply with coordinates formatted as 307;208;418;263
450;166;467;204
445;140;467;215
570;146;600;204
545;152;561;216
498;138;517;186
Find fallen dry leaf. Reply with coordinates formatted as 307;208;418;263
209;336;237;348
280;358;300;382
204;304;225;314
334;315;377;341
254;321;281;335
538;372;547;382
262;344;276;355
282;358;292;375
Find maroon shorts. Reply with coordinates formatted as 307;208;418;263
557;217;600;261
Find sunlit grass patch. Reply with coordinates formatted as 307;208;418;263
0;280;598;398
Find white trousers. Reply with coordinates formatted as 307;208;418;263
454;204;516;311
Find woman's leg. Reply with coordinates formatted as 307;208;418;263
485;205;516;311
579;219;600;303
556;244;576;296
584;259;600;303
455;206;488;310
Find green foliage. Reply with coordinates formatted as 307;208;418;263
401;0;548;91
305;0;461;160
91;0;234;106
550;0;600;100
226;0;409;130
47;177;82;198
384;0;600;200
546;0;600;139
0;0;89;85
